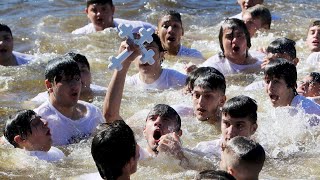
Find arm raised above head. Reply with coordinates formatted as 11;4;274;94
103;40;140;123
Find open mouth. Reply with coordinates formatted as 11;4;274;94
232;46;240;52
153;129;162;142
197;107;206;113
167;37;176;42
269;94;279;102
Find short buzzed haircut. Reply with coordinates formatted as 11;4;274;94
159;10;182;25
222;95;258;124
86;0;113;8
224;136;265;178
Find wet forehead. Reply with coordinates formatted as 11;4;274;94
223;27;244;35
309;25;320;32
222;114;253;125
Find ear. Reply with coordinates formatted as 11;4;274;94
251;123;258;135
228;167;236;177
155;28;159;35
45;80;53;93
292;58;299;66
181;27;184;36
220;95;227;106
85;8;89;15
13;135;25;147
177;129;182;137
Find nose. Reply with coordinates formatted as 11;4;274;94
154;117;162;127
227;125;237;138
198;95;206;106
167;26;174;33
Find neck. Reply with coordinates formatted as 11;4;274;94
166;44;180;55
1;54;17;66
139;69;163;84
286;90;297;106
116;174;130;180
50;99;81;120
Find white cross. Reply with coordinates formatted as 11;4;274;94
108;24;155;71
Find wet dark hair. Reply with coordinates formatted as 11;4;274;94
195;170;236;180
65;52;90;70
267;38;296;59
4;110;36;148
149;33;166;53
245;4;271;29
219;18;251;57
309;72;320;84
222;95;257;124
91;120;136;180
146;104;181;132
187;67;226;94
264;58;297;90
159;10;182;25
0;24;12;36
45;56;81;83
226;136;265;175
86;0;113;8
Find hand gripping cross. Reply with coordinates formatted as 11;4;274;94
108;24;155;71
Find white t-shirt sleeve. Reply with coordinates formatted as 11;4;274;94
306;52;320;65
192;138;222;158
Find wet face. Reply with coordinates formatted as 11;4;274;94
221;114;257;146
297;75;320;97
306;25;320;52
49;74;82;107
242;12;262;37
222;27;248;61
77;62;92;92
143;113;180;153
157;15;184;53
25;115;52;151
237;0;264;12
264;76;294;107
192;86;225;122
134;42;163;74
0;31;13;63
86;3;115;31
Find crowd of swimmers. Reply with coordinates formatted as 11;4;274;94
1;0;320;179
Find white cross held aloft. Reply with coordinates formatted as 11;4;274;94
108;24;155;71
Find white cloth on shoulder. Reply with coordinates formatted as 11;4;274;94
34;100;104;146
13;51;34;65
177;45;205;61
306;52;320;65
126;68;187;90
29;146;65;162
291;95;320;117
200;54;262;76
72;18;156;35
192;138;222;159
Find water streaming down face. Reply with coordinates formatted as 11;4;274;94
0;0;320;179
